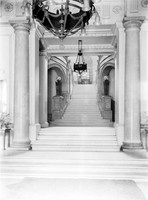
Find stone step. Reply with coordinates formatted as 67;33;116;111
32;145;120;152
33;127;118;151
52;122;112;126
1;160;148;169
2;150;147;180
1;158;148;180
66;109;99;112
39;128;116;135
64;112;101;115
71;100;97;102
40;126;115;130
1;159;148;169
52;119;111;123
34;140;118;145
59;118;108;122
63;113;102;116
65;108;100;110
53;118;110;121
68;105;97;108
50;122;113;125
50;123;113;127
38;136;117;141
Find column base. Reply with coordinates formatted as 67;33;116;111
41;122;49;128
29;123;41;142
11;141;32;151
115;123;124;146
122;142;143;151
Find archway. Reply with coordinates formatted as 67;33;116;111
48;64;67;122
99;63;115;122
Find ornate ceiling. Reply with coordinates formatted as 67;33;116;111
0;0;147;56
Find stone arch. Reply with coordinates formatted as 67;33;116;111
47;63;67;122
100;63;115;96
98;63;115;122
48;63;67;84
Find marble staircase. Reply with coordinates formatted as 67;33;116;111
32;84;117;152
32;127;119;151
51;84;113;127
1;84;147;182
1;150;148;181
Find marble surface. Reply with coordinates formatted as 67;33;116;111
0;178;148;200
0;133;148;200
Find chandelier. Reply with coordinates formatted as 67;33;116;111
74;40;87;74
32;0;95;39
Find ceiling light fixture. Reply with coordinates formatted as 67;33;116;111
74;40;87;74
32;0;95;40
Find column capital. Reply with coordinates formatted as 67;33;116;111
123;17;145;30
10;20;31;32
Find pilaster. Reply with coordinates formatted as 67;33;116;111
39;50;49;128
114;22;125;146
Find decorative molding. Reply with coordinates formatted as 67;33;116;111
112;5;122;14
102;5;110;19
4;2;14;12
129;0;139;13
141;0;148;8
15;1;24;16
44;29;115;38
47;44;113;51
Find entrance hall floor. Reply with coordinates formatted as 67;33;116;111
0;150;148;200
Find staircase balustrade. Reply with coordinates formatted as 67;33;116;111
99;95;112;121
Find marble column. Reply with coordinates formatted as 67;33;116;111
115;22;125;146
122;17;144;150
39;51;49;128
12;22;31;150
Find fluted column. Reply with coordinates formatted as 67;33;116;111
39;51;49;128
12;22;31;150
122;17;144;150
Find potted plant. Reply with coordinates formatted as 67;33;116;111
0;112;13;149
0;112;13;130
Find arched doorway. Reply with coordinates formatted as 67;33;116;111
48;64;67;123
98;63;115;122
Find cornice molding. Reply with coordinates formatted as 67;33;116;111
47;44;114;51
46;46;115;57
44;24;116;38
